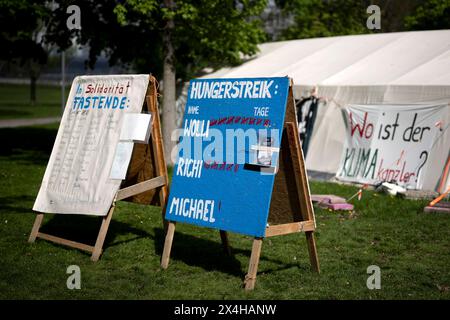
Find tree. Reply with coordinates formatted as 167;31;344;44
0;0;51;105
404;0;450;30
115;0;268;164
45;0;267;164
276;0;449;40
276;0;370;40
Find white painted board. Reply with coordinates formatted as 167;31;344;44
33;75;149;216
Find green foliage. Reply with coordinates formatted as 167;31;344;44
115;0;267;79
278;0;449;39
404;0;450;30
45;0;267;80
45;0;149;69
0;0;54;104
0;0;50;65
277;0;369;40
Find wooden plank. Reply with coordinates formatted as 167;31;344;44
267;85;312;225
121;143;160;205
244;238;263;291
37;232;95;253
147;76;170;227
265;221;315;237
285;85;320;274
219;230;232;256
306;232;320;273
286;122;314;222
121;76;166;206
28;213;44;243
91;205;115;261
161;221;176;269
116;175;167;201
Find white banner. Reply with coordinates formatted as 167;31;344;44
33;75;149;216
336;104;447;189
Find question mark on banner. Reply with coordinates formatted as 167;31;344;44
416;151;428;182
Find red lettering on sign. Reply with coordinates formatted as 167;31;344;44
350;112;374;139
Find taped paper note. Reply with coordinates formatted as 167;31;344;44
120;113;152;143
110;142;134;180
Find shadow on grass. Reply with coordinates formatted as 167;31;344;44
38;214;150;251
0;195;35;214
153;227;303;278
32;213;304;278
0;126;57;165
153;227;245;277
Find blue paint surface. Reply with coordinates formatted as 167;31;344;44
166;77;290;237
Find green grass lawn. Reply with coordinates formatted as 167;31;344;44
0;124;449;299
0;84;68;120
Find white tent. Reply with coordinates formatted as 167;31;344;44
201;30;450;191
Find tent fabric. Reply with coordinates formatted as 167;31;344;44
203;30;450;88
201;30;450;191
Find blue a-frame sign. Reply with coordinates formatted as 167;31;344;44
166;77;290;237
161;77;320;290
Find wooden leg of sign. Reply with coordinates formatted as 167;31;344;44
305;232;320;273
161;202;169;233
91;205;115;262
161;221;176;269
146;83;170;233
28;213;44;243
219;230;232;256
285;121;321;273
244;238;263;291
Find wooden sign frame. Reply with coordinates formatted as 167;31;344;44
28;75;169;262
160;79;319;290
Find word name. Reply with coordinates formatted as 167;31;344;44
169;197;215;223
183;119;210;137
176;158;203;178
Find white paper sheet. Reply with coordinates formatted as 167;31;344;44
119;113;152;143
110;142;134;180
